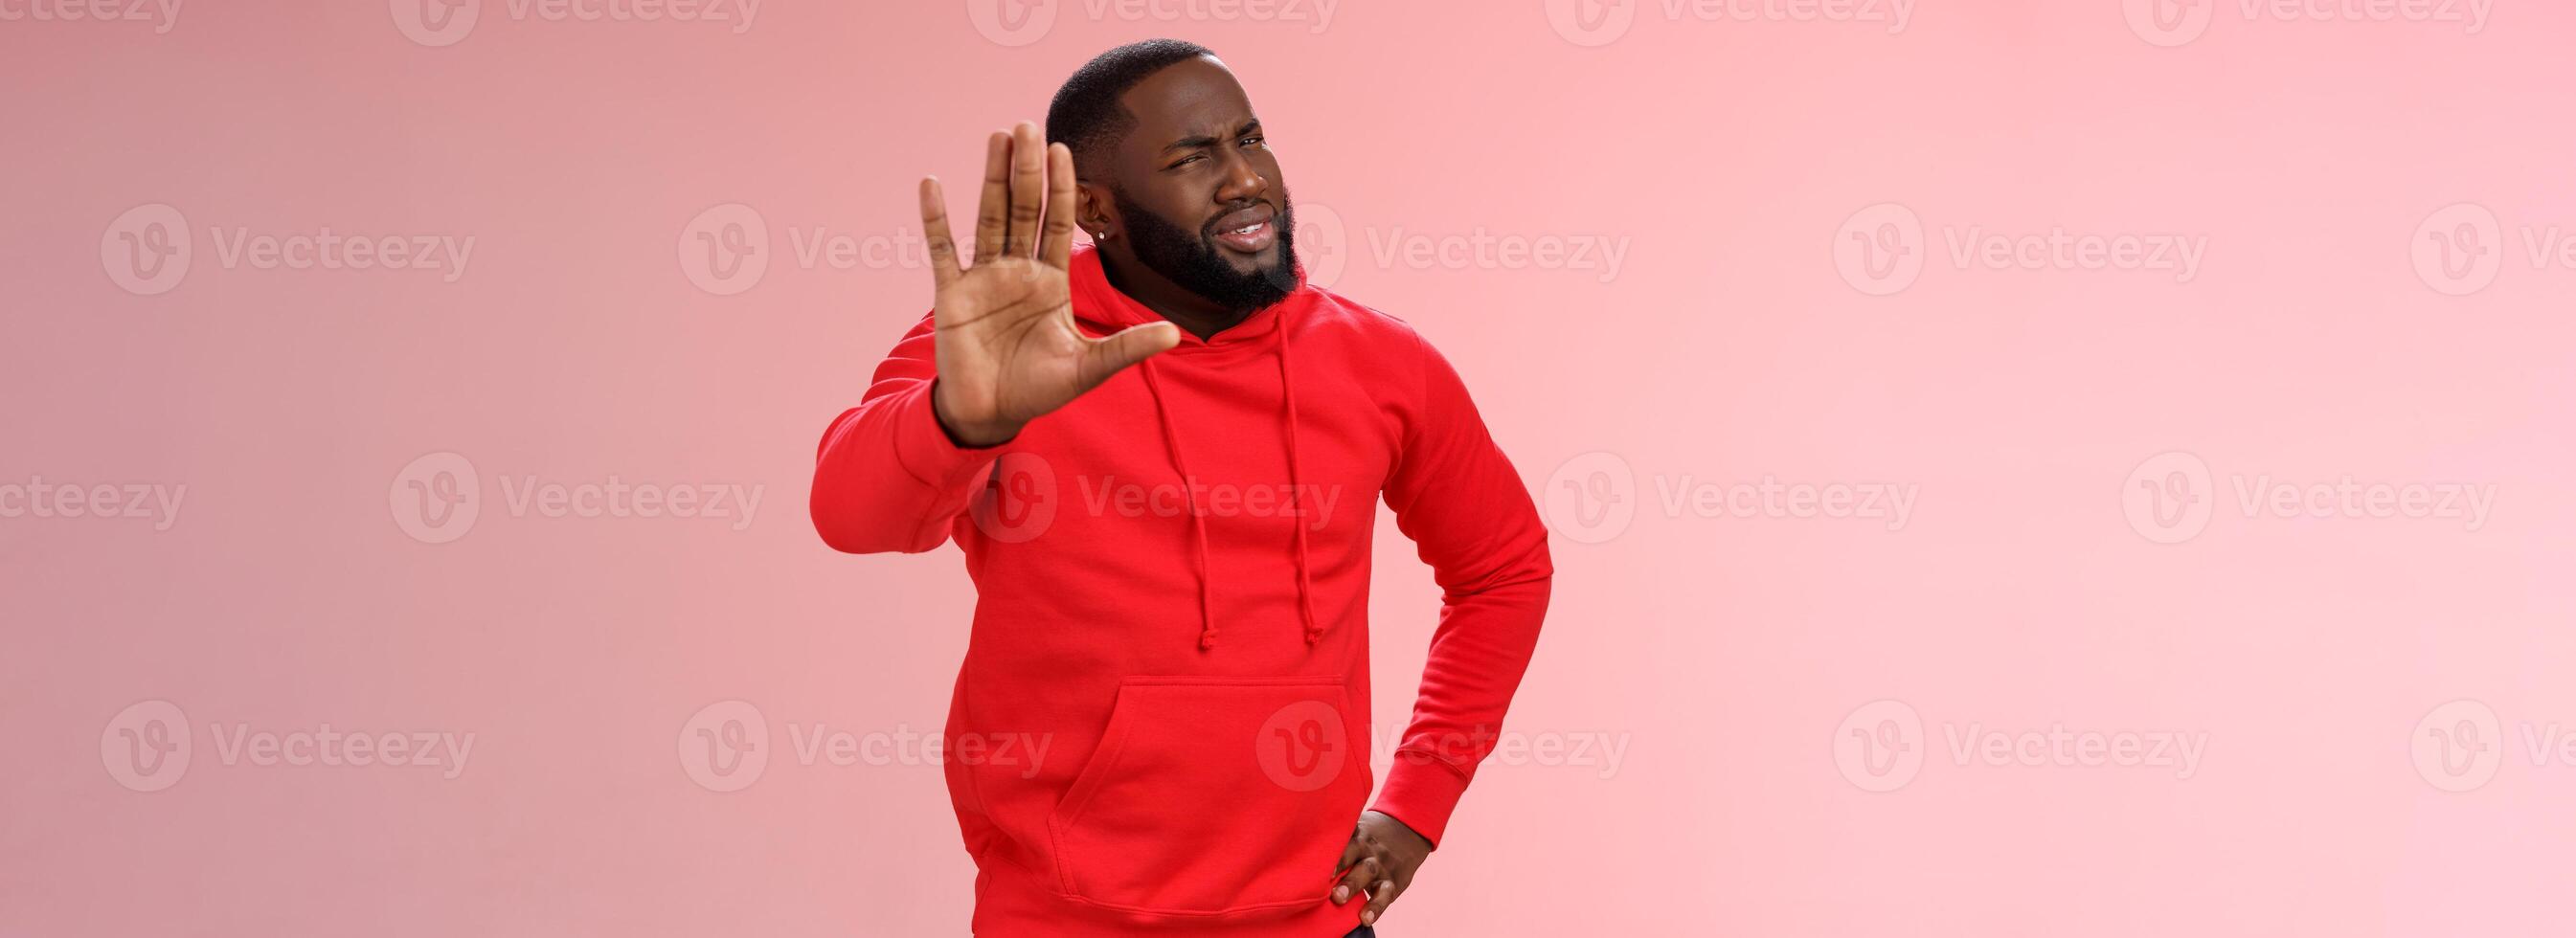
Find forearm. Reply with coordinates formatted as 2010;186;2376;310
810;374;1003;554
1369;556;1551;846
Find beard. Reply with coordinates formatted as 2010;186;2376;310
1112;187;1300;316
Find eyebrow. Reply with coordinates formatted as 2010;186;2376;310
1161;119;1261;155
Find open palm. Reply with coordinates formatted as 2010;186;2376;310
920;122;1178;446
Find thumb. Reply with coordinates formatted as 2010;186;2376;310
1078;321;1180;389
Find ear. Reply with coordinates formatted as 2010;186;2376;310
1075;180;1118;242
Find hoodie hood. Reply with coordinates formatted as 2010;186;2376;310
1066;243;1323;652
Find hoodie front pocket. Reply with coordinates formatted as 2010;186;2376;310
1047;676;1367;915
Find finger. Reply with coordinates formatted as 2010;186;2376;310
1005;121;1046;257
1329;856;1381;904
974;129;1011;264
1077;322;1179;391
917;176;960;289
1040;142;1077;270
1332;832;1367;877
1359;878;1402;926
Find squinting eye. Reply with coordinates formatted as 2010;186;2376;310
1242;137;1266;147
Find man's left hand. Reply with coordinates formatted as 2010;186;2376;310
1329;810;1433;927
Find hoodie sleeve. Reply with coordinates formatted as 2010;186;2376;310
1367;328;1554;848
809;311;1007;554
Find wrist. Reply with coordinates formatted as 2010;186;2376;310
930;379;1021;448
1364;810;1433;850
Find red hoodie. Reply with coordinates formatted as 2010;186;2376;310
810;244;1552;936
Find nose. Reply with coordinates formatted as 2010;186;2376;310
1213;149;1269;206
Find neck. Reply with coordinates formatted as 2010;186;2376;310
1098;251;1251;341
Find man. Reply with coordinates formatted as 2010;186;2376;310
809;39;1551;937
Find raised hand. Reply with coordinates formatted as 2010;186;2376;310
920;121;1180;447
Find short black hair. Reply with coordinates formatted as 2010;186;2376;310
1046;38;1216;178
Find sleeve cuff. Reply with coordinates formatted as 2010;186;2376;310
1370;752;1474;849
891;379;1013;491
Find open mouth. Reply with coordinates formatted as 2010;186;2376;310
1208;203;1277;255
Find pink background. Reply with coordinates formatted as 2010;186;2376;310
7;1;2574;934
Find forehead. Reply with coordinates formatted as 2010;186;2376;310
1118;56;1254;142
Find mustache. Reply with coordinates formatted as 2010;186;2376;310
1199;200;1277;238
